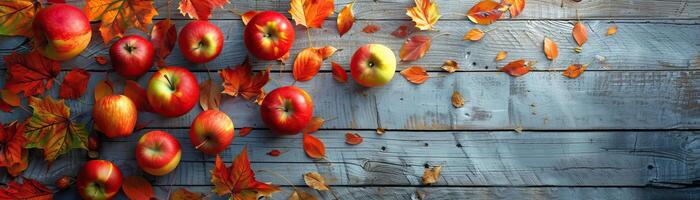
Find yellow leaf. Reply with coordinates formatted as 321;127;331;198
406;0;441;31
303;172;329;191
336;2;354;37
607;25;617;36
289;189;318;200
464;28;484;41
289;0;334;29
422;165;443;185
441;60;459;73
543;37;558;60
0;0;38;37
84;0;158;43
495;51;507;61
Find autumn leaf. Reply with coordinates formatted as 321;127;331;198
289;189;317;200
563;64;588;79
607;25;617;36
336;2;354;37
345;133;363;145
122;176;154;200
289;0;334;29
170;188;203;200
572;21;588;47
178;0;228;20
240;10;259;26
467;0;506;25
151;19;177;67
406;0;441;31
199;79;222;111
239;127;253;137
84;0;158;43
503;0;525;17
1;89;20;107
0;0;38;37
391;23;416;38
400;35;432;62
422;165;443;185
303;133;325;159
3;51;61;97
219;58;271;100
464;28;484;41
376;128;386;135
400;66;429;84
302;116;325;134
0;178;53;200
495;51;507;61
293;46;338;81
362;24;380;33
94;79;114;102
331;62;348;83
500;59;532;77
451;91;464;108
441;60;459;73
59;68;91;99
303;172;329;191
95;55;108;65
266;149;281;157
24;96;89;164
0;121;28;176
211;146;280;199
543;37;558;60
124;80;152;112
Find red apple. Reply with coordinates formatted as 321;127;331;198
350;44;397;87
109;35;154;78
76;160;122;200
244;11;295;60
136;130;181;176
260;86;313;135
178;20;224;63
93;95;137;138
32;4;92;61
189;110;234;155
146;66;199;117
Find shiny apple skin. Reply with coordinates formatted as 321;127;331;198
178;20;224;63
350;44;397;87
260;86;314;135
76;160;123;200
136;130;181;176
244;11;295;60
110;35;154;78
93;95;137;138
189;110;235;155
32;4;92;61
146;66;200;117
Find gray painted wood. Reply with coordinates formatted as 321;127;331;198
5;130;699;187
3;20;699;72
1;70;697;130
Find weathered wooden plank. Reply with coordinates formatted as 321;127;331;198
6;130;698;187
2;20;699;72
0;70;697;130
53;186;700;200
60;0;700;20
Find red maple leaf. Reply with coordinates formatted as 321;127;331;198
0;177;52;199
0;121;28;176
219;58;270;100
211;146;280;199
3;51;60;97
59;68;91;99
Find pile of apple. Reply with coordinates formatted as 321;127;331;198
32;4;398;199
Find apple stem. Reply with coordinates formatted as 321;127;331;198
194;138;209;150
163;74;175;90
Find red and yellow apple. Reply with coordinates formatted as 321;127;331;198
244;11;295;60
76;160;122;200
260;86;313;135
110;35;154;78
136;130;181;176
32;4;92;61
178;20;224;63
146;66;199;117
350;44;397;87
93;95;137;138
189;110;234;155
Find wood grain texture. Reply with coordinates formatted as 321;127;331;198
58;0;700;20
2;20;699;72
4;130;699;188
1;70;697;130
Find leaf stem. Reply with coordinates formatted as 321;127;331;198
204;63;212;80
257;169;297;191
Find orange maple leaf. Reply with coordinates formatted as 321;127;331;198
3;51;60;97
406;0;441;31
211;146;280;199
240;10;259;26
178;0;229;20
289;0;334;29
0;121;28;177
219;58;271;100
84;0;158;43
0;0;38;37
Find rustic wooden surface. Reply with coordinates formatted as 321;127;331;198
1;0;699;199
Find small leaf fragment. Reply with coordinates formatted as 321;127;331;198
391;23;416;38
451;91;464;108
239;127;253;137
122;176;154;200
303;172;330;191
199;79;222;111
302;117;325;134
464;28;484;41
422;165;443;185
240;10;259;26
289;189;318;200
441;60;459;73
95;56;108;65
376;128;386;135
607;25;617;36
331;62;348;83
345;133;363;145
170;188;203;200
266;149;281;157
495;51;507;61
563;64;587;79
362;24;380;33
